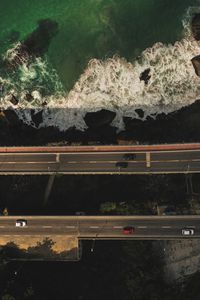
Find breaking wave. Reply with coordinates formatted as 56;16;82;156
1;7;200;131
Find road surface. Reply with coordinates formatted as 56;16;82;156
0;216;200;239
0;145;200;174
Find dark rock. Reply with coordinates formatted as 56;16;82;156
0;111;8;127
42;101;47;107
64;127;85;143
84;109;116;128
135;109;144;118
123;117;143;130
156;112;167;121
3;19;58;69
23;19;58;57
191;55;200;76
24;93;34;102
146;115;154;122
191;14;200;40
85;125;117;144
9;94;19;106
31;110;43;127
139;68;151;84
4;109;20;126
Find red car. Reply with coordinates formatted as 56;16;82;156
123;226;135;234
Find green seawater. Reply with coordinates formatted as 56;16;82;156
0;0;198;90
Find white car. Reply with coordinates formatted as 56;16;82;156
15;219;27;227
182;228;195;236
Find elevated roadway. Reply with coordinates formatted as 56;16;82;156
0;143;200;174
0;216;200;240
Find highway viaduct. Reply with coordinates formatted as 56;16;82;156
0;143;199;174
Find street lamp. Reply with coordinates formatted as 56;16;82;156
90;221;107;252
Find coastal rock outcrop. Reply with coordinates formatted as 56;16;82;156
31;110;43;128
4;109;20;126
191;13;200;40
139;68;151;85
84;109;116;128
23;19;58;57
135;109;144;118
8;94;19;106
191;55;200;77
4;19;59;68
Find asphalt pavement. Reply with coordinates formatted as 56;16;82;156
0;216;200;239
0;149;199;174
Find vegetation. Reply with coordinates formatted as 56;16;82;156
0;173;199;299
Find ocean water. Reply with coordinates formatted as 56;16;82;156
0;0;200;131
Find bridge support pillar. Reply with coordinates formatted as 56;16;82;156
185;173;194;195
43;174;56;206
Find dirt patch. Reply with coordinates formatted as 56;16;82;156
163;239;200;282
0;235;79;261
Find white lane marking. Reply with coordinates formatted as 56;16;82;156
138;226;147;228
90;226;99;228
162;226;171;228
66;226;75;228
2;235;34;237
113;226;123;229
0;226;5;228
42;226;52;228
146;152;151;168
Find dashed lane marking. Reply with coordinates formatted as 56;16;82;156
90;226;99;228
42;226;52;228
138;226;147;228
162;226;171;228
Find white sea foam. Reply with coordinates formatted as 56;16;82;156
1;7;200;131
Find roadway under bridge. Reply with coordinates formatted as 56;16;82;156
0;143;199;174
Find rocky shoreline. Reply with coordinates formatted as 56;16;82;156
1;13;200;147
0;99;200;146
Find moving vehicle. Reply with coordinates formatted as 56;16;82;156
15;219;27;227
115;161;128;169
75;212;85;216
123;153;136;161
181;228;195;236
123;226;135;234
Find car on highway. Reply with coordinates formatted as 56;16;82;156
123;226;135;234
15;219;27;227
115;161;128;169
181;228;195;236
123;153;136;161
75;212;85;216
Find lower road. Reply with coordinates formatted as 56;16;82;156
0;216;200;239
0;147;200;174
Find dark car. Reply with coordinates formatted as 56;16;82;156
115;161;128;168
123;153;136;161
123;226;135;234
